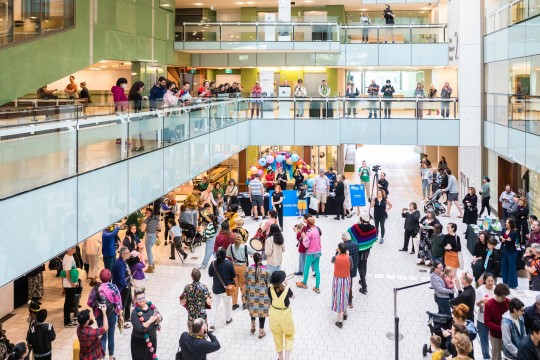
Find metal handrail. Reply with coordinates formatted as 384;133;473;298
183;21;340;26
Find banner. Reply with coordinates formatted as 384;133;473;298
268;190;299;216
349;184;366;207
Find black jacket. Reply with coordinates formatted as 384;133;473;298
26;321;56;356
334;181;345;199
449;285;476;322
517;335;540;360
208;260;235;295
524;304;540;335
179;332;220;360
484;248;501;278
378;178;389;196
402;210;420;231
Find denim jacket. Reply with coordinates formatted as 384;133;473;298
501;311;526;359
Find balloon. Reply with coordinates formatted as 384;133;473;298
285;153;291;159
285;158;293;165
258;158;267;167
307;178;314;186
306;165;311;170
275;154;284;163
308;173;315;178
298;165;303;170
291;154;299;163
250;166;258;173
257;169;264;176
247;170;252;176
310;170;314;174
266;155;274;164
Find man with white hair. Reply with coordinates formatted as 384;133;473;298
342;231;359;308
449;272;476;321
524;294;540;334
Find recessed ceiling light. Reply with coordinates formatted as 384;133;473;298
194;2;204;5
162;3;170;6
421;7;430;10
359;8;367;11
304;0;313;2
245;1;255;3
235;1;244;4
99;65;107;68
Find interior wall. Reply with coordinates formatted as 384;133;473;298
47;69;132;91
431;68;459;97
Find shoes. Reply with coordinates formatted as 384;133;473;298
262;216;268;220
343;314;348;321
164;241;168;246
258;329;266;339
312;287;320;294
253;217;260;221
398;248;407;252
323;214;328;217
64;321;78;328
348;303;353;309
379;238;384;244
145;267;154;273
251;320;256;334
410;251;415;254
334;217;341;220
294;272;303;276
316;214;319;218
312;273;316;277
347;214;353;218
169;257;175;260
296;282;307;289
297;216;302;219
226;318;233;325
232;304;240;311
417;260;425;265
183;253;188;260
359;288;367;295
335;321;343;329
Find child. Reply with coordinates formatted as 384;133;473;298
217;199;225;223
442;267;456;299
127;250;146;289
523;247;535;290
430;335;444;360
297;182;307;219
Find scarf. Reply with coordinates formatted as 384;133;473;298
347;224;378;252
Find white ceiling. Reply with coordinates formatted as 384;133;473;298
175;0;439;12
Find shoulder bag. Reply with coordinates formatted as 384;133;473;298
212;261;237;296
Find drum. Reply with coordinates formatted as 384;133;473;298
249;237;264;252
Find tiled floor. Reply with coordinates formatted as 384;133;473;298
2;145;528;359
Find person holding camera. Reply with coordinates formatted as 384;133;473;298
178;318;221;360
141;207;161;273
380;80;395;118
76;308;109;360
382;4;396;43
377;172;389;197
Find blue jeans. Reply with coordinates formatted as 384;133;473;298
501;250;518;288
145;233;157;266
477;320;491;360
267;264;281;276
103;256;115;272
422;179;430;198
201;235;216;268
97;311;117;356
441;102;450;117
434;295;451;315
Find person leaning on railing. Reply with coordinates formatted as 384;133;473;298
345;82;359;118
440;82;453;118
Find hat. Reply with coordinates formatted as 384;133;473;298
163;198;169;203
342;231;351;240
235;217;244;226
360;211;370;223
319;168;325;173
130;250;139;257
99;269;112;283
269;270;286;285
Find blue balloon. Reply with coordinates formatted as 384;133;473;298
291;154;299;163
307;178;314;187
258;158;267;167
275;154;285;163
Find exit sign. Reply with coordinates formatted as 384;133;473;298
189;69;196;74
225;69;233;74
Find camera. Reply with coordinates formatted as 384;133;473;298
372;165;381;172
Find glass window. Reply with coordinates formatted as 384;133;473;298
1;0;74;47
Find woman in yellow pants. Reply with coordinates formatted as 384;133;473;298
268;270;295;360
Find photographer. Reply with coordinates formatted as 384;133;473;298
382;4;396;43
76;307;109;360
377;172;389;197
178;318;221;360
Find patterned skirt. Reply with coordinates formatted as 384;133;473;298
28;272;44;299
331;276;351;313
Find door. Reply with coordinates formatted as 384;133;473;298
497;156;520;216
303;72;327;97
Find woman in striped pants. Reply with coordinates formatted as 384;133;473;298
331;242;352;329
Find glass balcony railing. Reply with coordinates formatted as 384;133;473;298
490;94;540;135
177;22;447;45
0;97;458;200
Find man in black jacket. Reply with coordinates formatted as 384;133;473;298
524;296;540;334
26;309;56;360
517;319;540;359
179;318;221;360
449;272;476;321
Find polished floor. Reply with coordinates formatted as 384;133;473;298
2;145;528;359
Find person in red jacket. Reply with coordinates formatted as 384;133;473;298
213;221;235;253
484;283;511;360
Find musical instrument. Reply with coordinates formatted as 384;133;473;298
249;227;267;252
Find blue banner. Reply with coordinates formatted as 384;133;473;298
349;184;366;207
268;190;300;216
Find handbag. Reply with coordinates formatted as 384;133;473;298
212;261;237;296
309;196;319;211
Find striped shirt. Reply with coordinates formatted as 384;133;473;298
249;179;264;196
144;215;160;234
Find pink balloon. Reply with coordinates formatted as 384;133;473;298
257;169;264;176
285;153;291;159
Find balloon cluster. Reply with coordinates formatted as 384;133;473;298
247;151;315;186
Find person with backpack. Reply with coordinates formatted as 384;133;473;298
348;212;378;295
26;309;55;360
87;269;123;360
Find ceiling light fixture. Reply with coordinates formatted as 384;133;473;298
194;2;204;5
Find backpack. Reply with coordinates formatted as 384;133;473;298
465;320;478;340
93;285;116;316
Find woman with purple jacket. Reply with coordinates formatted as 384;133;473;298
127;251;146;289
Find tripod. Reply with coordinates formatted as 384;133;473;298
367;170;380;219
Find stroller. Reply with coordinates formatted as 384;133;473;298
423;189;447;216
179;220;202;253
423;311;453;354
